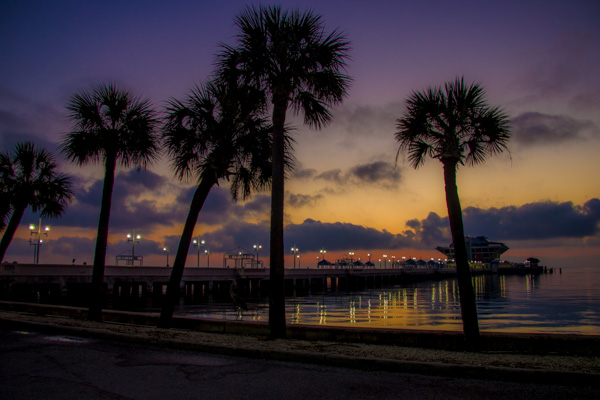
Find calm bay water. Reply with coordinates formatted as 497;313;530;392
174;267;600;335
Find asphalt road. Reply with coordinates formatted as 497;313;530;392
1;326;598;400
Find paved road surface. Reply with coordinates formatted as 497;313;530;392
1;326;598;400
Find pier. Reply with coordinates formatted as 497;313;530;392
0;263;542;301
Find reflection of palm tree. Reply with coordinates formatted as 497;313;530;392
395;77;510;346
62;83;160;321
218;5;351;338
0;142;73;262
158;80;275;328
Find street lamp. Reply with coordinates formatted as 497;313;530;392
192;238;205;268
204;248;211;268
383;254;388;268
349;251;355;267
163;247;171;267
29;219;50;264
253;244;262;265
319;248;327;267
291;246;299;269
126;231;141;266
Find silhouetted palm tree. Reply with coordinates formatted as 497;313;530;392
157;80;282;328
217;5;351;338
61;83;160;321
395;77;510;347
0;142;73;262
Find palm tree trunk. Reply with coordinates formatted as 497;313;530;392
158;176;216;328
0;205;26;263
443;162;480;348
268;97;288;339
88;154;116;322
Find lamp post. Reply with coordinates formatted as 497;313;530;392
391;255;396;269
319;248;327;267
192;238;205;268
29;218;49;264
204;248;210;268
291;246;299;269
163;247;171;267
253;244;262;266
126;231;141;266
383;254;388;268
349;251;355;268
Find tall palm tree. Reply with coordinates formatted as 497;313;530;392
157;80;284;328
217;5;351;338
61;83;160;322
0;142;73;262
395;77;510;347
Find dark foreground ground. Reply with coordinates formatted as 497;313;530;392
1;303;599;399
2;324;600;400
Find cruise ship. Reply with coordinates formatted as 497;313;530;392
436;236;509;263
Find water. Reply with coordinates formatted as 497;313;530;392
174;267;600;335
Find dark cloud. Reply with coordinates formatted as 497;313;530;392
284;218;414;252
0;88;66;153
332;102;400;138
202;220;270;253
463;199;600;240
349;161;400;186
292;167;318;179
301;161;401;189
288;193;323;208
511;112;597;146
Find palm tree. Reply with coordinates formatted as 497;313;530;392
0;142;73;262
395;77;510;347
157;80;282;328
61;83;160;321
217;5;351;338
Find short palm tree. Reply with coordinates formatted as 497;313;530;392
217;5;351;338
61;83;160;321
0;142;73;262
158;79;282;328
395;77;510;346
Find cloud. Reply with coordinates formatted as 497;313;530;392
511;112;598;146
332;102;400;138
0;87;66;152
56;169;189;231
284;218;414;252
288;193;323;208
463;199;600;240
298;161;401;189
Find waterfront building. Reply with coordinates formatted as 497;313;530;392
436;236;509;263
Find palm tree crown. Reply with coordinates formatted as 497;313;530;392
217;5;351;127
162;80;277;198
396;77;510;169
0;142;73;262
62;83;160;168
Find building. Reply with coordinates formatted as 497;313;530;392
436;236;509;263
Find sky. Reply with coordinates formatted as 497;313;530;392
1;0;600;268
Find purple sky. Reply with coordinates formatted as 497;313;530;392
2;1;600;268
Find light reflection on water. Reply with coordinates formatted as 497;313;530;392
176;267;600;335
